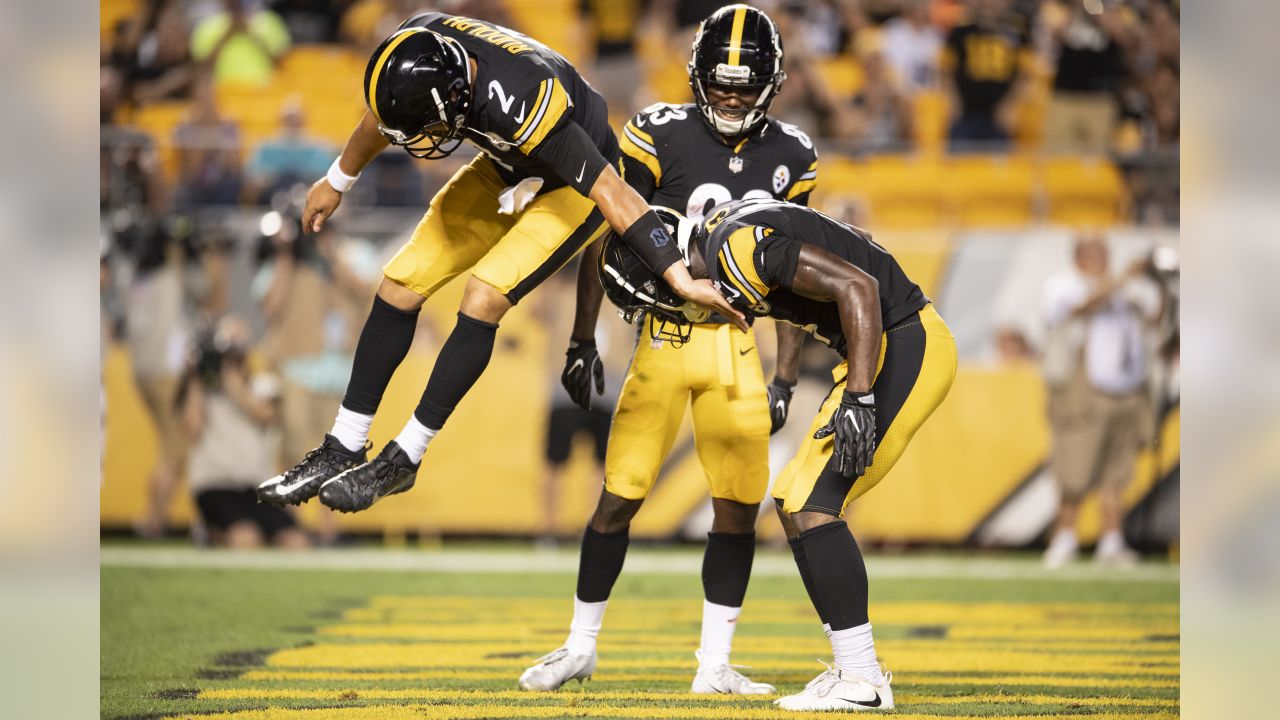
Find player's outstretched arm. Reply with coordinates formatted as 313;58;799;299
586;166;748;332
789;244;882;477
303;111;389;234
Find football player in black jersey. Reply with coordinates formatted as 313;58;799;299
257;12;745;513
599;198;959;712
520;5;812;695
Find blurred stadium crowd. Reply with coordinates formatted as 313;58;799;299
99;0;1179;553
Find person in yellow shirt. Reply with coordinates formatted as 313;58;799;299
191;0;291;87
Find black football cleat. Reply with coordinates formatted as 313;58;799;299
258;434;368;506
318;441;419;513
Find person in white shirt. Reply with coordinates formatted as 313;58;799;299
879;0;942;96
1040;234;1159;567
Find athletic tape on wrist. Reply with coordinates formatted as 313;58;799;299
326;157;360;193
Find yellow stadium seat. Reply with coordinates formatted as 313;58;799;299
816;56;865;98
129;101;190;180
280;45;366;83
944;155;1037;227
1042;157;1127;226
912;90;949;155
101;0;139;42
863;155;948;229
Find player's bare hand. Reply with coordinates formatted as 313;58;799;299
303;177;343;235
672;277;749;332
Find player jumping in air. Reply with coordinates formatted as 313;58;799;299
598;198;958;711
256;12;743;512
519;5;815;696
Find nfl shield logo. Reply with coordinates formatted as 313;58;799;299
729;156;743;174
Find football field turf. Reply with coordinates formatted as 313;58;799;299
101;545;1179;719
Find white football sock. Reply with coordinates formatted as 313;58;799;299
394;415;437;465
831;622;886;685
697;600;741;668
330;406;373;453
565;596;608;656
1096;529;1126;555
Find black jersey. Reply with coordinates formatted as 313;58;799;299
401;13;619;194
941;21;1029;116
701;199;928;357
618;102;819;220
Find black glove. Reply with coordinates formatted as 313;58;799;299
766;377;796;435
562;337;604;410
813;391;877;479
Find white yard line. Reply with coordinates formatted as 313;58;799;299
100;546;1178;583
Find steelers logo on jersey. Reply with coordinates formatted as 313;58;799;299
772;164;790;195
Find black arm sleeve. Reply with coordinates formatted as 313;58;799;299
755;236;804;289
622;211;683;274
528;121;612;196
620;154;657;201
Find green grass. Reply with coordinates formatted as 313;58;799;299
101;547;1179;719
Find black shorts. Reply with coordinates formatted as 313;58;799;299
195;488;297;539
545;405;611;465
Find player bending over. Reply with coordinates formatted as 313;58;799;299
600;198;957;712
257;11;743;512
519;5;814;696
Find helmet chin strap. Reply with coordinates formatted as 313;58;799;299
707;85;773;137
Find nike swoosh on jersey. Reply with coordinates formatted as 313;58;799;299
575;161;586;183
739;347;753;355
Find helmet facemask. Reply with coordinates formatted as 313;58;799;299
374;34;474;159
598;207;710;346
689;72;781;138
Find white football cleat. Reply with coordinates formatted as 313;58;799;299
691;652;776;694
775;662;894;711
1043;529;1079;569
518;647;597;691
1094;535;1140;567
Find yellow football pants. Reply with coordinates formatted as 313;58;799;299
605;323;772;504
383;154;608;303
773;304;957;515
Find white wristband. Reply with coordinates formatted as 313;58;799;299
326;157;360;193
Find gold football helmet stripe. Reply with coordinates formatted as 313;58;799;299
367;28;423;125
727;6;748;66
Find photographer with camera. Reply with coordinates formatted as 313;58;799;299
178;316;307;549
1040;234;1165;568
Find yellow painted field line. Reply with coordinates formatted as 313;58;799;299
314;626;1177;655
265;644;1179;676
238;668;1180;688
163;704;1179;720
198;687;1177;709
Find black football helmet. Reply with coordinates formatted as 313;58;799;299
598;207;708;345
688;4;785;138
364;27;473;159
